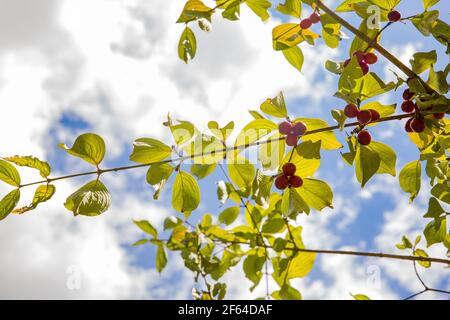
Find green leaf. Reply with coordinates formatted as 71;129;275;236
411;10;439;36
295;118;343;150
423;0;440;10
208;121;234;141
146;163;174;200
359;72;396;100
130;138;172;164
245;0;271;21
261;217;285;234
272;23;302;51
132;239;149;246
234;119;277;153
259;132;285;171
396;235;413;250
368;141;397;176
282;46;304;72
176;0;213;23
178;26;197;64
260;92;288;118
219;206;240;225
431;183;450;204
13;184;56;214
4;155;51;178
410;50;437;74
170;121;195;145
325;60;343;75
427;67;449;94
399;161;421;202
351;293;371;300
134;220;158;238
243;252;266;291
0;159;21;187
355;145;381;188
172;171;200;214
276;0;301;18
64;180;111;216
0;189;20;221
216;0;241;21
286;251;316;279
190;164;216;180
424;197;445;218
281;188;310;217
228;157;255;191
424;217;447;247
297;178;333;211
282;141;321;178
59;133;105;166
321;13;342;49
360;101;396;120
156;244;167;273
274;284;302;300
414;249;431;268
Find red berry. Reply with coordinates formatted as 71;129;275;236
289;175;303;188
369;109;380;122
344;104;359;118
410;118;425;133
353;51;366;63
365;52;378;65
401;100;415;113
310;12;320;23
282;163;296;176
357;110;372;124
357;130;372;145
279;121;292;135
285;134;298;147
275;175;289;190
433;113;445;120
402;89;414;100
405;118;414;133
359;61;369;75
300;18;312;29
292;121;307;136
343;59;350;68
388;10;401;22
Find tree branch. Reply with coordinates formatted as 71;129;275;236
314;0;435;94
212;239;450;265
17;112;416;188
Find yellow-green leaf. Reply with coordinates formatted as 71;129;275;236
399;161;421;202
130;138;172;164
64;180;111;216
0;189;20;221
4;155;51;178
59;133;106;166
172;171;200;214
0;159;21;187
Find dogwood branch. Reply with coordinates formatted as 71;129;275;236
313;0;436;94
17;112;416;188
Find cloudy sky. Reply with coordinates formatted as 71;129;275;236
0;0;448;299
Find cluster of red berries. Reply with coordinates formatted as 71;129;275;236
401;88;446;133
401;88;424;133
344;104;380;125
344;51;378;75
344;104;381;146
279;121;307;146
275;163;303;190
299;12;320;29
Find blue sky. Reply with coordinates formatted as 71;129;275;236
0;0;448;299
